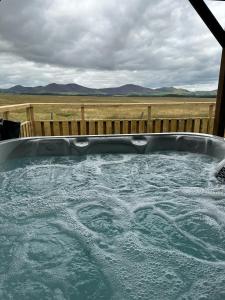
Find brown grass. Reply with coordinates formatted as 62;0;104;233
0;93;216;122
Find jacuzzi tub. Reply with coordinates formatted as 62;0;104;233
1;133;225;300
1;133;225;162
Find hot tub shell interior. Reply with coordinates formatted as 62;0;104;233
0;133;225;164
1;133;225;299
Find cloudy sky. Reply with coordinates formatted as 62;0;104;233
0;0;224;90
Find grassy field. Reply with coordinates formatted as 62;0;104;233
0;93;216;121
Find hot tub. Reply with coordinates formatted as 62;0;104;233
1;133;225;300
1;133;225;161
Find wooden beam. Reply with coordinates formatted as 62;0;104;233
188;0;225;48
0;103;30;113
213;48;225;136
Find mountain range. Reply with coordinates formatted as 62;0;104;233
0;83;217;97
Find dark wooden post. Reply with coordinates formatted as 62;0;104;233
188;0;224;48
188;0;225;136
214;48;225;136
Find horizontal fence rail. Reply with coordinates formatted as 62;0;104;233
0;102;217;138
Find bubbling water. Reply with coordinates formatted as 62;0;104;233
1;152;225;299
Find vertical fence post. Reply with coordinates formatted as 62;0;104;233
26;107;31;137
30;105;36;136
208;103;215;134
26;107;31;121
81;105;85;135
147;106;152;133
3;111;9;120
30;105;34;122
208;104;214;119
26;105;36;137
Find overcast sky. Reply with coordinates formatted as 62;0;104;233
0;0;224;90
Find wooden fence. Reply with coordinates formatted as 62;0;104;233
21;121;33;137
0;102;217;138
33;117;214;136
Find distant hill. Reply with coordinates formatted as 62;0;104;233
0;83;217;97
153;87;189;95
4;83;95;95
98;84;154;96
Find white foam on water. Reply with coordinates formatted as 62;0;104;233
0;152;225;299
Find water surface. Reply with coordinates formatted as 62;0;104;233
0;152;225;299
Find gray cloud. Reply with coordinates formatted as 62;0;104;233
0;0;224;89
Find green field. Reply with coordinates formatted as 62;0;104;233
0;93;216;122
